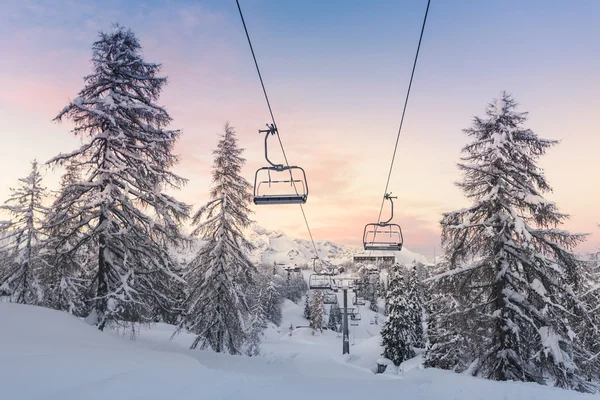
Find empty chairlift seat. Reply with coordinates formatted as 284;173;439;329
362;193;404;251
253;166;308;205
252;123;309;205
309;274;332;290
323;293;338;305
363;223;403;251
353;296;366;306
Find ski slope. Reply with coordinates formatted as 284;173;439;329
1;301;596;400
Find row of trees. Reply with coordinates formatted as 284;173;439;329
380;93;600;393
0;25;289;356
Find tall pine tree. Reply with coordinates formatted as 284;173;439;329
381;264;418;366
0;160;48;304
177;123;257;355
434;92;595;391
49;25;190;330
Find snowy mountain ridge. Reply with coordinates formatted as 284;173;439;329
178;224;430;267
245;224;429;267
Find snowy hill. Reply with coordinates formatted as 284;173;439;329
2;303;596;400
246;224;429;267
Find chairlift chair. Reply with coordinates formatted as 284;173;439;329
350;312;362;321
352;296;366;306
308;274;331;290
283;265;301;273
253;124;308;205
363;193;403;251
323;293;338;305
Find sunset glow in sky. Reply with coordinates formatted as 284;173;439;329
1;0;599;257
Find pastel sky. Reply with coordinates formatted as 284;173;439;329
1;0;598;257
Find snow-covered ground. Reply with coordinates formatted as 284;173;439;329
2;299;596;399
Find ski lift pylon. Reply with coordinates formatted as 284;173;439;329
363;193;403;251
253;124;308;205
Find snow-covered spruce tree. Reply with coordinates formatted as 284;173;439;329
177;123;257;355
0;160;48;304
328;303;342;332
309;290;325;334
381;264;417;366
260;275;284;326
245;286;268;357
437;92;595;391
248;265;284;327
572;230;600;381
423;261;469;371
49;26;190;330
406;264;425;348
284;272;307;304
368;289;378;313
41;163;93;316
303;291;311;320
327;304;337;331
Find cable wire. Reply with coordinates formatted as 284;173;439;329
235;0;321;261
370;0;431;255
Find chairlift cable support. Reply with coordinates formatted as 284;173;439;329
235;0;320;259
370;0;431;255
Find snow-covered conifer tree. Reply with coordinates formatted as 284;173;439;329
381;264;417;366
423;260;468;371
309;290;324;334
328;303;342;332
177;123;256;355
368;290;378;313
260;277;283;326
49;25;190;330
303;291;311;320
283;272;307;304
406;264;424;348
248;266;284;327
436;92;594;391
41;163;93;316
0;160;48;304
244;286;268;357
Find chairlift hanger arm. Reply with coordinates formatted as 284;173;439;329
259;124;284;171
380;193;397;225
